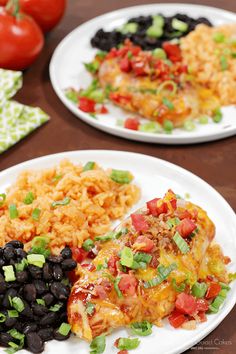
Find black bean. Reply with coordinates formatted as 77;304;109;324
58;311;67;323
24;284;37;303
50;282;70;300
3;246;15;260
28;265;42;279
16;270;28;283
23;322;38;334
0;258;5;267
61;246;72;259
54;329;70;341
16;248;27;259
15;321;24;332
5;316;17;327
39;312;57;326
53;264;63;281
32;304;48;317
0;247;3;257
21;301;34;319
2;288;17;308
33;280;48;295
37;327;54;342
0;294;4;306
42;293;54;306
47;255;63;264
0;275;7;294
0;332;13;347
61;259;77;271
6;240;23;249
42;263;53;281
26;332;44;353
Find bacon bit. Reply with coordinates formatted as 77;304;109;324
100;279;112;292
118;274;138;296
81;263;96;271
94;285;107;299
207;275;214;282
224;256;231;264
100;105;108;114
108;256;119;276
150;254;159;268
133;236;154;252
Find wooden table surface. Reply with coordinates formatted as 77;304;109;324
0;0;235;353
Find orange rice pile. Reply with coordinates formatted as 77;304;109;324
0;160;140;254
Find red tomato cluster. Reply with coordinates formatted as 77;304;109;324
0;0;66;70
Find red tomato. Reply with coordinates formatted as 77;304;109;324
133;236;154;252
100;105;108;114
109;92;131;105
0;0;7;5
146;198;168;217
205;283;221;299
118;274;138;296
0;7;44;70
168;310;186;328
175;293;197;315
124;118;140;130
108;256;119;276
196;298;209;312
120;57;131;72
131;59;146;76
131;214;149;232
198;311;207;322
163;42;182;62
118;351;128;354
19;0;66;33
79;97;96;113
176;218;197;238
81;263;96;272
178;210;192;220
94;285;107;299
72;247;88;263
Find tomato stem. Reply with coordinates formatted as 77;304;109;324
6;0;20;17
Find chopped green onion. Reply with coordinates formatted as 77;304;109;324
110;169;133;184
119;22;138;34
219;282;230;290
152;15;164;27
209;294;225;313
36;299;45;306
90;334;106;354
213;32;225;43
96;259;108;271
172;18;188;32
114;276;123;298
220;55;228;71
131;252;152;270
139;121;162;133
83;161;95;171
12;297;24;312
52;197;70;208
96;51;107;59
116;119;124;127
0;193;6;207
7;329;24;353
49;303;63;312
166;217;180;229
147;25;163;38
15;258;28;272
212;108;223;123
3;265;16;282
120;247;133;268
9;204;18;219
7;310;19;318
171;278;186;293
144;263;177;288
52;174;63;183
30;236;50;257
231;52;236;58
86;302;95;315
130;321;152;336
82;239;95;252
117;337;140;350
65;89;78;104
23;192;34;205
199;115;208;124
27;254;45;268
163;119;174;133
58;323;71;336
173;232;190;254
184;120;196;131
95;229;125;242
32;208;41;221
0;313;6;322
229;273;236;281
152;48;167;59
162;97;174;110
158;80;177;96
191;282;208;298
84;61;100;74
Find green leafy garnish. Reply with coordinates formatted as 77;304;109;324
162;97;174;110
119;22;138;34
130;321;152;336
49;303;63;312
0;313;6;323
84;61;100;74
52;174;63;183
172;18;188;32
120;247;133;268
58;323;71;336
23;192;34;205
30;236;50;257
110;169;133;184
82;239;94;252
114;276;123;298
27;254;45;268
166;217;180;229
191;281;208;298
15;258;28;272
96;51;107;59
117;337;140;350
52;197;70;208
12;297;24;312
83;161;95;171
163;119;174;133
213;32;225;43
95;229;127;242
144;263;177;288
2;265;16;282
90;335;106;354
7;310;19;318
32;208;41;221
9;204;18;219
213;108;223;123
131;252;152;270
220;55;228;71
36;299;45;306
0;193;6;207
65;89;78;104
171;278;186;293
173;232;190;254
86;302;95;315
184;120;196;131
6;329;25;354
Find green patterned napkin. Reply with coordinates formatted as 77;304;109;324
0;69;49;153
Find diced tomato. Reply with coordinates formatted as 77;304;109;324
87;250;96;259
170;198;177;210
67;270;79;284
81;263;96;271
146;198;168;217
131;214;149;232
120;57;132;72
118;274;138;296
149;254;158;268
175;293;197;315
94;285;107;299
100;105;108;114
114;338;120;348
116;46;130;57
131;59;146;76
124;117;140;130
224;256;231;265
133;236;154;252
198;311;207;322
109;92;132;105
79;97;96;113
196;298;209;312
108;256;119;275
178;210;192;220
163;42;182;63
129;45;141;56
118;351;128;354
168;310;186;328
176;218;197;238
106;47;118;59
72;247;88;263
205;283;221;299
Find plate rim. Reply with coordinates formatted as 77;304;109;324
49;3;236;145
1;149;235;354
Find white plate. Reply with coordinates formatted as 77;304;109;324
0;150;235;354
50;3;236;145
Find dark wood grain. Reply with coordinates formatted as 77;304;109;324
0;1;235;353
